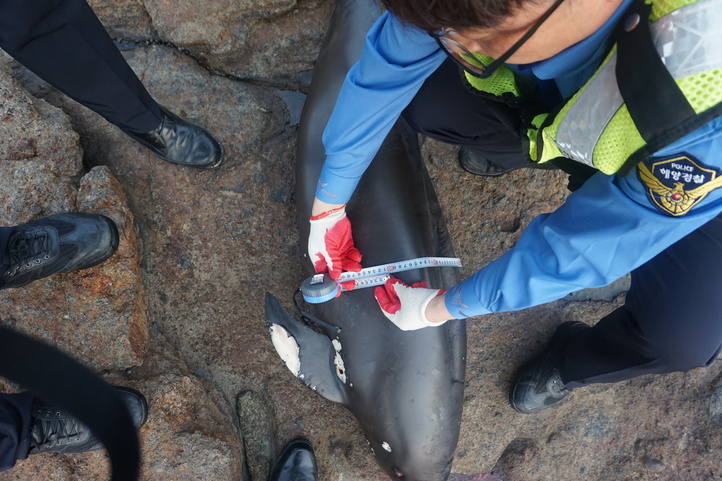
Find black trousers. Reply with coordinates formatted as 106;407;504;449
0;0;164;280
0;0;161;133
0;392;33;471
403;59;533;171
403;59;722;386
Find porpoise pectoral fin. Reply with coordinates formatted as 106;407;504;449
264;293;349;405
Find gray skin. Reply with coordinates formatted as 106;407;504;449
264;0;467;480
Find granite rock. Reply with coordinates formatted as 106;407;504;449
2;331;244;481
3;3;722;481
0;64;148;371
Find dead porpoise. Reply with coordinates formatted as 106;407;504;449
265;1;467;479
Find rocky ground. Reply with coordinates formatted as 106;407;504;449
1;1;722;480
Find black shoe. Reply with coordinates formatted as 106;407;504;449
123;106;224;169
510;321;589;414
1;213;119;290
269;438;318;481
459;147;556;177
29;386;148;455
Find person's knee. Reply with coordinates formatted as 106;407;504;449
0;0;68;50
401;101;436;137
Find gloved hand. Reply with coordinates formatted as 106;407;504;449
374;278;447;331
308;205;362;281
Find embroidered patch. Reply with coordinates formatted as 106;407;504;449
637;154;722;217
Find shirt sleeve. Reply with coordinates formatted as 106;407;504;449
445;116;722;319
315;11;446;204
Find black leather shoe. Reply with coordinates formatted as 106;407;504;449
269;438;318;481
124;106;224;169
459;147;556;177
1;213;119;290
510;321;589;414
29;386;148;455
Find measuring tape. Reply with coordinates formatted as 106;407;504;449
300;257;462;303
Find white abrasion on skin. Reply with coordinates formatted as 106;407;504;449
382;442;392;452
269;324;301;377
332;339;346;383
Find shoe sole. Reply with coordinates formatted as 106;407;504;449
459;163;513;176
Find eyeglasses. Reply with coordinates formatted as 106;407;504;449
432;0;565;78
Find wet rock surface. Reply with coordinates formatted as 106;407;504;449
2;2;722;481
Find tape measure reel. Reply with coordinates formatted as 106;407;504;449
300;257;462;303
300;274;340;303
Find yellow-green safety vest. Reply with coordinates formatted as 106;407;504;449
464;0;722;175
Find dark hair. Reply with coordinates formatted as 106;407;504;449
381;0;536;32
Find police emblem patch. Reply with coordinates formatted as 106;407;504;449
637;154;722;217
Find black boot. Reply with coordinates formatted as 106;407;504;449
28;386;148;455
1;213;119;290
269;438;318;481
510;321;590;414
459;147;557;177
123;105;225;169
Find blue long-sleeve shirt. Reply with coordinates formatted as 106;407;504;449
316;6;722;319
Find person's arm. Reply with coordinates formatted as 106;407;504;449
308;12;446;280
314;11;445;206
444;118;722;319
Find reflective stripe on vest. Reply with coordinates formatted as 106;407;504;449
551;0;722;173
463;0;722;174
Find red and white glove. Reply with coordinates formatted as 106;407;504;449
374;278;447;331
308;205;362;282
